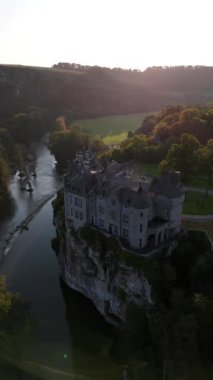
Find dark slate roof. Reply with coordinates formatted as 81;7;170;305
150;172;184;198
92;178;118;197
114;186;149;209
91;173;151;209
65;172;97;196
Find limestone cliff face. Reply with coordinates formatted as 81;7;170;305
57;222;152;326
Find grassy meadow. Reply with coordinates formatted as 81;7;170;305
183;192;213;215
76;113;147;143
140;162;160;177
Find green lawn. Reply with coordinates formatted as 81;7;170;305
76;113;147;142
188;177;213;191
103;131;128;144
183;192;213;215
140;162;160;177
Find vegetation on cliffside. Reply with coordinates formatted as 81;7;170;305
0;276;33;377
81;225;213;379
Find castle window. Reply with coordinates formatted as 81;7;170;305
140;212;143;218
139;239;142;247
123;214;129;223
114;226;118;234
79;198;82;208
99;206;104;214
75;210;79;218
79;212;83;220
74;197;78;206
71;208;73;216
122;228;129;238
99;219;104;228
140;224;143;232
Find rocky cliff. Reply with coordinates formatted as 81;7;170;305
56;221;152;326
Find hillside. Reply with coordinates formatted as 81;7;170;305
1;64;213;120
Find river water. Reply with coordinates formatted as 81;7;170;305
0;143;124;380
0;142;61;254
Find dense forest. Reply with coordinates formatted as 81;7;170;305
2;64;213;120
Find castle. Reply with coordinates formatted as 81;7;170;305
64;151;185;251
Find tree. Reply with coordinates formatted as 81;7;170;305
193;294;213;364
49;124;89;168
0;276;33;378
90;136;106;153
10;113;32;145
154;122;171;142
161;133;200;182
159;159;170;175
54;115;67;131
136;114;156;135
179;107;200;121
198;139;213;196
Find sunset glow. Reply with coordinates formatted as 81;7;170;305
1;0;213;69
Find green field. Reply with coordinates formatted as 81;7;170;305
140;162;160;177
183;192;213;215
76;113;147;143
188;177;213;191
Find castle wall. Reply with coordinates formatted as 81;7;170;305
64;190;87;229
169;194;185;235
64;155;185;251
128;207;149;248
155;194;172;221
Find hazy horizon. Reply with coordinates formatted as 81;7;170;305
1;0;213;70
1;61;213;72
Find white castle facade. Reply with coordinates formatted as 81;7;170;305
64;151;185;251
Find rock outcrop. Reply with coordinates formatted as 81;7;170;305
56;221;152;326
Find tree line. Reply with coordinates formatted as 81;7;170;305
3;64;213;122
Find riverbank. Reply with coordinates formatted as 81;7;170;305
0;192;60;263
0;141;62;263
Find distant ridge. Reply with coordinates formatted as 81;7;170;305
1;63;213;119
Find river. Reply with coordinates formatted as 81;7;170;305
0;142;124;380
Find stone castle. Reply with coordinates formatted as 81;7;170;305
64;151;185;251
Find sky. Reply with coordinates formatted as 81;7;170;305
1;0;213;70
